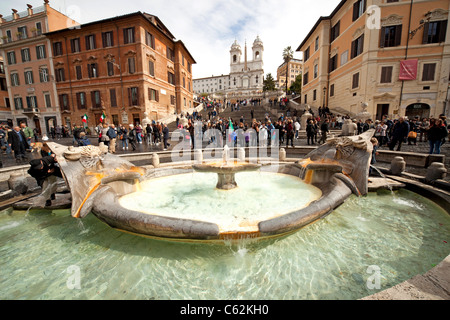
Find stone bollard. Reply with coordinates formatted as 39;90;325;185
152;153;160;168
8;173;28;195
194;149;203;164
425;162;447;182
238;148;245;162
279;148;286;161
390;156;406;175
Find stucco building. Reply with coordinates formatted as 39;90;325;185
0;2;78;134
297;0;450;120
45;11;196;130
277;58;303;91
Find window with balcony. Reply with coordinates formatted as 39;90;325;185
17;26;28;40
26;96;38;110
35;22;43;36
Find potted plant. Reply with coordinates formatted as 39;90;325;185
30;27;37;37
1;35;8;44
15;32;22;40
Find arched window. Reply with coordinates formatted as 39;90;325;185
233;78;236;85
233;55;237;63
255;75;259;84
255;51;260;59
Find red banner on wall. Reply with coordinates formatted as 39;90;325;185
399;59;418;80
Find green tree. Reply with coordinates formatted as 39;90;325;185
263;73;276;92
289;74;302;94
282;46;293;93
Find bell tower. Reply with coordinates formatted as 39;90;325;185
252;36;264;63
230;40;241;65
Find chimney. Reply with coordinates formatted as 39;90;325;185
0;15;4;24
27;4;33;16
12;9;19;20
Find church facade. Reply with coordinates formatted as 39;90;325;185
193;36;264;101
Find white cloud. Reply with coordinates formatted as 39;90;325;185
0;0;341;78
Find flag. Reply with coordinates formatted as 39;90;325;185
228;119;235;144
82;114;88;123
100;112;106;123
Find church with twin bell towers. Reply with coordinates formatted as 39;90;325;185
193;36;264;101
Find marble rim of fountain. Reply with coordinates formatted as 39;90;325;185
89;162;355;242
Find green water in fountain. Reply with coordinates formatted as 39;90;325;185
0;189;449;300
119;172;323;232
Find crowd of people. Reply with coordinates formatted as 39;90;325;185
0;104;448;170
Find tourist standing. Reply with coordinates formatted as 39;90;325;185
388;117;410;151
8;126;29;163
162;123;170;150
306;120;316;145
100;124;110;148
427;118;448;154
118;125;128;150
294;120;301;139
107;124;117;153
318;119;329;145
20;122;33;150
285;120;294;148
128;124;137;151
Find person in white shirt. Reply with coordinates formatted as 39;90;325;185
294;121;301;139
